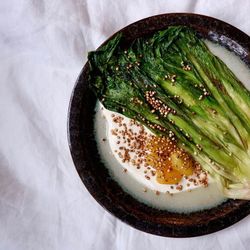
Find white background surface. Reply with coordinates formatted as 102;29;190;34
1;0;250;249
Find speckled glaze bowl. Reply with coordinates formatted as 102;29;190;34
68;13;250;237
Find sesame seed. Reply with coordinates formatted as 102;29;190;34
155;190;160;195
109;113;208;191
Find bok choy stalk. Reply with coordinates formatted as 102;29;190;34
88;26;250;199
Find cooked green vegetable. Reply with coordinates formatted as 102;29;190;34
88;26;250;199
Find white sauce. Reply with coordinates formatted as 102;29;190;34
206;41;250;90
94;40;250;213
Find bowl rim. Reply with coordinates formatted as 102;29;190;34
68;13;250;237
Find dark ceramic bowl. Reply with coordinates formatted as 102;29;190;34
68;13;250;237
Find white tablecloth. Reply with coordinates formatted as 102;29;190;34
1;1;250;249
